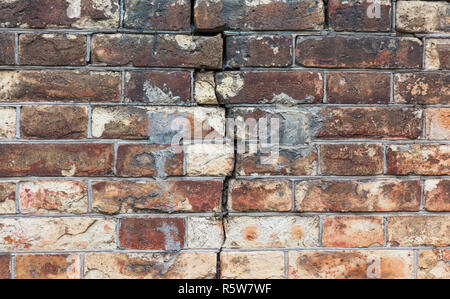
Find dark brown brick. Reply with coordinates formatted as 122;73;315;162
194;0;325;31
92;180;223;214
226;35;292;67
0;70;121;103
120;218;185;250
0;182;15;214
0;33;14;65
326;72;390;104
394;72;450;104
216;72;323;104
124;71;192;104
91;34;223;69
124;0;191;30
321;144;384;175
15;254;81;279
296;36;422;69
116;144;184;178
18;34;86;66
0;255;11;279
329;0;392;32
318;107;423;139
0;144;114;177
387;144;450;175
20;106;88;139
0;0;120;29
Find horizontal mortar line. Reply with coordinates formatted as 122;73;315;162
6;248;220;254
0;212;219;218
238;67;450;73
220;246;450;252
226;212;450;217
0;65;196;71
223;30;450;37
225;104;450;108
234;175;450;180
0;176;226;182
0;28;194;34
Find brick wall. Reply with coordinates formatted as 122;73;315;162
0;0;448;279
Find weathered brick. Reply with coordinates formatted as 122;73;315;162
0;107;16;139
329;0;392;32
289;250;414;279
0;182;15;214
425;39;450;70
15;254;81;279
418;250;450;279
0;0;120;28
396;1;449;33
216;72;323;104
386;144;450;175
18;34;86;66
424;179;450;212
296;36;422;68
194;0;325;31
91;106;148;139
0;217;116;251
226;35;292;67
224;216;319;248
84;252;216;279
116;144;184;178
426;108;450;140
237;146;318;176
318;107;422;139
387;216;450;247
20;106;88;139
185;144;234;176
91;34;223;69
124;71;192;105
221;252;285;279
321;144;384;175
322;216;384;248
0;144;114;177
326;72;390;104
228;179;292;212
0;33;14;65
394;72;450;104
119;217;185;250
194;72;218;105
296;179;421;212
92;180;222;214
18;181;88;214
0;255;11;279
187;217;223;249
124;0;191;30
0;70;121;103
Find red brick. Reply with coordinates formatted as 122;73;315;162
15;254;81;279
20;106;88;139
424;179;450;212
322;216;384;248
18;34;86;66
394;72;449;104
326;72;390;104
116;144;184;178
124;0;191;30
387;216;450;247
296;179;421;212
426;108;450;140
228;179;292;212
329;0;392;32
0;33;15;65
296;36;422;69
0;144;114;177
124;71;192;104
321;144;384;175
0;182;16;214
0;0;120;29
0;255;11;279
226;35;292;67
0;70;121;103
418;250;450;279
194;0;325;31
91;34;223;69
119;217;185;250
318;107;422;139
217;71;323;104
386;144;450;175
92;180;223;214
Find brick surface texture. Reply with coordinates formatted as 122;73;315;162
0;0;448;280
